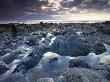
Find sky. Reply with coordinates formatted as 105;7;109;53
0;0;110;23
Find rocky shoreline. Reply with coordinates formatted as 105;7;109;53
0;21;110;82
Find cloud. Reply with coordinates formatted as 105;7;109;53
0;0;110;21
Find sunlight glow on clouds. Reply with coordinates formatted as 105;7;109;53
48;0;62;9
50;13;110;21
0;0;110;21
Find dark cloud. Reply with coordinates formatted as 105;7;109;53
60;0;109;10
0;0;48;20
80;0;109;10
0;0;110;21
60;0;83;8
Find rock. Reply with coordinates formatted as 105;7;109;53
2;50;22;64
29;66;110;82
69;59;90;68
13;46;47;73
25;36;39;46
0;61;9;74
78;53;101;69
37;78;54;82
97;24;110;34
0;22;110;82
0;47;6;56
95;69;110;81
61;68;110;82
105;40;110;45
93;41;106;55
0;73;27;82
52;29;67;36
49;35;91;57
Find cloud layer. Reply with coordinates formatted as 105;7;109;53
0;0;110;21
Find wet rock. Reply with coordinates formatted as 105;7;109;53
61;68;110;82
52;29;67;36
2;50;22;64
0;61;9;74
0;73;27;82
0;47;5;56
0;22;110;82
69;59;90;68
95;69;110;81
93;41;106;54
13;46;47;73
49;35;91;57
37;78;54;82
30;66;110;82
105;40;110;45
25;37;39;46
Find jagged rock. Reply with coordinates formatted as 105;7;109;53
25;37;39;46
61;68;110;82
52;29;67;36
37;68;110;82
49;35;91;57
0;22;110;82
69;59;90;68
97;24;110;34
0;47;5;56
13;46;47;73
0;61;9;74
0;73;27;82
2;49;22;64
95;69;110;81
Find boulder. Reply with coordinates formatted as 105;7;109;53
49;35;91;57
93;41;106;55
